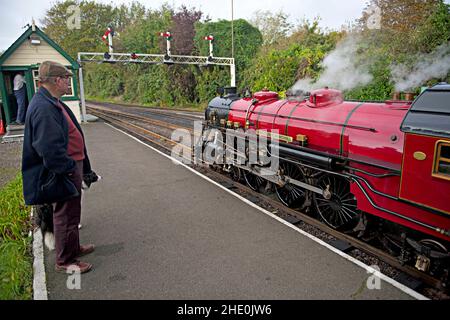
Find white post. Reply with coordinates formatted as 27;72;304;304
108;32;113;54
231;0;234;59
78;54;87;123
230;61;236;87
209;39;213;57
166;37;171;56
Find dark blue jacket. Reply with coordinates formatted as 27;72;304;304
22;87;92;205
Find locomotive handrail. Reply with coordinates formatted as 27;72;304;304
243;99;258;129
344;165;400;178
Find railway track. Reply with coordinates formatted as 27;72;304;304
87;101;203;127
86;102;449;300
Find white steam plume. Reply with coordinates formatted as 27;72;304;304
291;36;373;93
390;43;450;92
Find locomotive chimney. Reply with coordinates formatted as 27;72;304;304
392;92;401;100
404;92;416;101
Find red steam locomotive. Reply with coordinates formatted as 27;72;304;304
203;83;450;278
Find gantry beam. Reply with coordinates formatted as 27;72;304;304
78;52;234;66
77;52;236;123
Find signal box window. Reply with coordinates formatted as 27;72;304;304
32;69;74;97
32;70;40;93
433;141;450;180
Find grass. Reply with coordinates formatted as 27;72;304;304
0;173;33;300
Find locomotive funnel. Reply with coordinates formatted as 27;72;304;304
393;92;401;100
404;92;416;101
392;92;416;101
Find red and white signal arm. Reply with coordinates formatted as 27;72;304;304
159;32;171;38
102;27;114;44
204;35;214;41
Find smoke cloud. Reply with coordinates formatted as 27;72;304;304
390;43;450;92
291;36;373;93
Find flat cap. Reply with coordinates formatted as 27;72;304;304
38;61;73;81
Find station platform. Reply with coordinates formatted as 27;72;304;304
42;121;421;300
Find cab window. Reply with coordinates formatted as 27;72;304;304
433;141;450;179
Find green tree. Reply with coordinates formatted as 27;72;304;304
42;0;132;58
120;5;173;54
250;10;293;46
194;19;263;74
194;19;263;100
358;0;448;55
347;0;449;99
242;20;342;95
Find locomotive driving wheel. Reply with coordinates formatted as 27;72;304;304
275;161;309;209
313;174;359;230
243;170;266;192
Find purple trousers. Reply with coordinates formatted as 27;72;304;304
53;161;83;265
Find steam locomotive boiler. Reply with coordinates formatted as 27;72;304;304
202;84;450;278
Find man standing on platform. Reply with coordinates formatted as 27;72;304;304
13;71;27;124
22;61;98;274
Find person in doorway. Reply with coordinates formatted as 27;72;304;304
22;61;99;274
13;71;27;124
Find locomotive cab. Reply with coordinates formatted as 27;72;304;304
399;83;450;215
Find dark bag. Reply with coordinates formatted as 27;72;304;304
37;171;79;204
34;203;54;234
82;170;100;189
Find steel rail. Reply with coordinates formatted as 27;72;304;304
87;100;202;121
87;105;193;132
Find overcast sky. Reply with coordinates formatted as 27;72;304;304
0;0;448;51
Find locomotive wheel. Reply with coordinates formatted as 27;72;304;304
313;174;359;230
230;166;242;182
243;170;266;192
418;239;449;260
275;162;308;209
